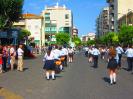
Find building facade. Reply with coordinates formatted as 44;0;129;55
81;33;96;42
72;27;78;37
41;3;73;44
96;7;109;38
14;14;43;46
107;0;133;32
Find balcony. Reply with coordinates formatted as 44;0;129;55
107;0;114;3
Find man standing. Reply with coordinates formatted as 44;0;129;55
116;44;124;68
17;44;24;71
125;45;133;72
92;46;100;68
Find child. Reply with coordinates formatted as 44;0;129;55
107;46;118;85
0;54;3;73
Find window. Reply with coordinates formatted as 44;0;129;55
65;23;69;26
45;13;50;17
65;14;69;19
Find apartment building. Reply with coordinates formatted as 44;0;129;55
118;11;133;28
107;0;133;32
96;7;109;37
41;3;73;44
14;13;43;46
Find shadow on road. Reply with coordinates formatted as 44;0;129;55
102;77;110;84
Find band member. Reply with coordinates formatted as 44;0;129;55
43;46;56;80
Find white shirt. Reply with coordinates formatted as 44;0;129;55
116;46;124;54
92;48;100;55
62;48;68;55
88;49;93;54
43;52;55;61
68;48;74;54
84;47;89;51
17;48;24;56
52;49;60;59
125;48;133;57
10;47;16;56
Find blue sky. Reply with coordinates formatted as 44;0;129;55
23;0;107;36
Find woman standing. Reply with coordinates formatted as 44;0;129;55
68;47;74;63
107;46;118;85
43;46;56;80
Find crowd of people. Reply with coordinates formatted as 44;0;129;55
43;45;75;80
0;44;24;73
84;44;133;85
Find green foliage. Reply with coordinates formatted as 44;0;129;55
81;42;87;46
87;40;96;46
99;32;119;45
119;25;133;44
19;29;31;40
0;0;24;30
72;36;81;46
55;33;70;45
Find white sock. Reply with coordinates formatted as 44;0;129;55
46;72;49;79
69;59;71;62
51;71;55;79
113;73;116;82
70;59;72;62
60;65;63;70
110;74;113;84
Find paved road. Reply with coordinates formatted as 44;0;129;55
0;52;133;99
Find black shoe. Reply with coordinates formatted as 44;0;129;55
110;83;113;85
113;82;116;84
52;78;56;80
46;78;50;80
127;69;131;71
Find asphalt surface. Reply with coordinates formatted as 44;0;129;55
0;52;133;99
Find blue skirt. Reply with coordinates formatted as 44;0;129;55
43;60;55;70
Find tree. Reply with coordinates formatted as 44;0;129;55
72;36;81;46
119;25;133;44
55;33;70;45
19;29;31;44
0;0;24;30
87;40;96;46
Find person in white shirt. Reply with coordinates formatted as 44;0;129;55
84;46;89;57
43;46;56;80
53;46;63;71
88;46;93;63
125;45;133;71
92;46;100;68
116;44;124;68
10;45;16;70
101;47;106;59
68;47;74;63
17;44;24;71
61;45;68;66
